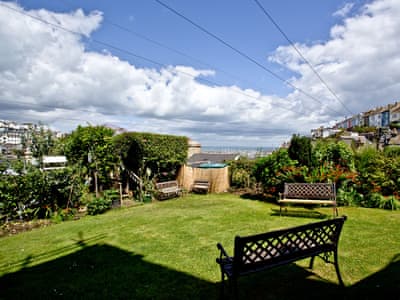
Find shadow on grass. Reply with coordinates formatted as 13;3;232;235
224;253;400;300
0;240;215;299
347;253;400;299
240;192;277;203
270;208;328;219
1;232;399;300
228;264;345;300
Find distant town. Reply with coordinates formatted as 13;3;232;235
2;101;399;160
311;101;400;148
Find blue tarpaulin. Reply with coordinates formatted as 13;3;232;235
198;163;227;168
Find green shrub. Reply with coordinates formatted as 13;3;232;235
87;197;112;215
254;149;300;196
384;146;400;158
229;158;256;188
51;208;77;223
313;140;355;171
103;189;120;207
337;181;364;206
0;163;84;223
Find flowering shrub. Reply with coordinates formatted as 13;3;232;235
252;137;399;210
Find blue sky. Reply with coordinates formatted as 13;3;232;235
0;0;399;147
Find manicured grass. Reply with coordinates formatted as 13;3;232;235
1;193;400;299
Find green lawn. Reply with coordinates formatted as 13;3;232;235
1;193;399;299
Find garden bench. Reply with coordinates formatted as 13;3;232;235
279;183;338;216
191;180;210;194
155;180;181;200
216;216;347;298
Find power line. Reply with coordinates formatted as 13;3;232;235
253;0;354;116
56;0;267;94
0;1;336;124
154;0;343;115
0;2;296;116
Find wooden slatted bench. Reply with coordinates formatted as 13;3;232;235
155;180;181;200
216;216;347;298
279;183;338;216
191;180;210;194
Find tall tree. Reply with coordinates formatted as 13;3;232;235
64;125;116;195
288;135;313;168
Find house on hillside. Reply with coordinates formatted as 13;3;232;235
339;132;372;148
381;106;390;127
390;102;400;125
311;127;341;139
369;107;382;127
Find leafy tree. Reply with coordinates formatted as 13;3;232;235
27;125;56;166
113;132;188;180
112;133;143;173
288;135;313;168
64;125;117;195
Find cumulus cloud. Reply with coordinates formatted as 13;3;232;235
271;0;400;121
0;1;306;146
1;0;400;147
333;2;355;18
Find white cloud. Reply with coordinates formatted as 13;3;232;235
0;1;302;146
1;0;400;147
333;3;355;18
271;0;400;121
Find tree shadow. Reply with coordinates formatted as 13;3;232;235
0;242;215;299
220;264;346;300
347;253;400;299
1;232;399;300
220;253;400;299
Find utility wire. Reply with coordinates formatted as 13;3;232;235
57;0;267;93
1;1;338;124
0;2;294;115
154;0;343;115
253;0;353;116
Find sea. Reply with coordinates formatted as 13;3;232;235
202;146;276;158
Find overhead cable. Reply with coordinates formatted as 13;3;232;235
253;0;353;115
154;0;344;115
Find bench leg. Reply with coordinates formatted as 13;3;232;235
232;277;238;300
219;272;225;299
334;251;345;287
309;255;316;269
334;206;339;217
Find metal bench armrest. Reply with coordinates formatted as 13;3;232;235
216;243;232;264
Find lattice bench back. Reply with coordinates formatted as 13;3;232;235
156;180;178;189
233;216;346;276
284;183;336;200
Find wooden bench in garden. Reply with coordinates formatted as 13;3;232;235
279;183;338;216
216;216;347;298
155;180;181;200
191;180;210;194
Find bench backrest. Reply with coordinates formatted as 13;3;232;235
156;180;178;189
233;216;346;276
284;183;336;200
193;180;209;186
